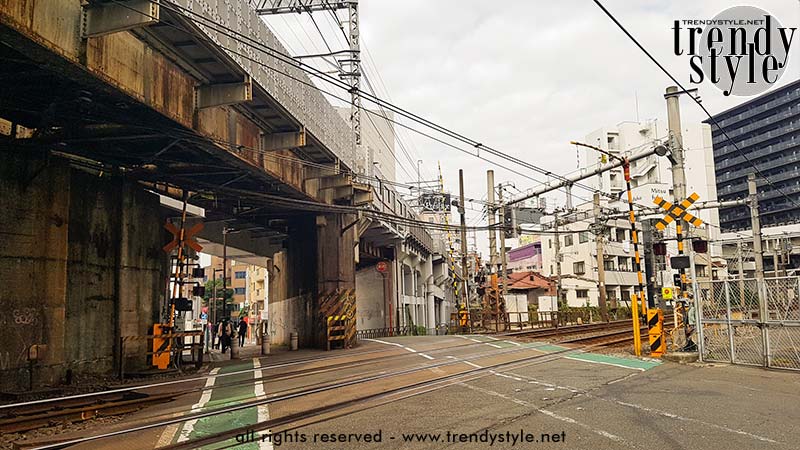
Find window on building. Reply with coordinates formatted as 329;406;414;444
579;231;589;243
576;289;589;299
234;287;246;295
564;234;573;247
573;261;585;274
618;256;629;271
604;260;616;271
620;289;631;302
695;264;708;277
616;229;626;242
235;271;246;279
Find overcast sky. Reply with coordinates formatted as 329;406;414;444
262;0;800;254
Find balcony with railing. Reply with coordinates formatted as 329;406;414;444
716;138;799;172
713;90;800;129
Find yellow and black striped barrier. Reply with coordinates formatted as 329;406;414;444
326;315;348;350
648;309;666;357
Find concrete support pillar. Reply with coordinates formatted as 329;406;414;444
316;214;356;293
315;213;356;347
1;151;166;390
423;257;435;331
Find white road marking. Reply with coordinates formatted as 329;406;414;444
458;382;631;446
498;370;779;445
176;368;220;442
253;358;273;450
156;423;180;448
363;338;404;348
363;338;435;360
455;334;506;348
564;356;646;371
446;355;484;369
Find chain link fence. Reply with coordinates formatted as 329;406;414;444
697;277;800;370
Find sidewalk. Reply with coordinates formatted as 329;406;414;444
206;342;264;363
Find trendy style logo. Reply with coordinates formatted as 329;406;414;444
673;6;796;96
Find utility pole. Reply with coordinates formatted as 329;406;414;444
593;193;609;322
498;186;508;296
565;184;573;210
487;170;497;271
348;1;361;149
222;227;228;320
553;210;562;307
458;169;472;332
748;173;767;366
737;241;746;309
772;239;780;277
666;86;691;305
748;174;765;280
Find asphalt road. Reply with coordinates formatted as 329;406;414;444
14;335;800;450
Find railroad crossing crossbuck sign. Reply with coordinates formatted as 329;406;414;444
163;221;204;253
653;192;704;230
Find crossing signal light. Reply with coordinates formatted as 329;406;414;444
673;273;682;289
170;297;193;312
692;239;708;253
503;206;518;239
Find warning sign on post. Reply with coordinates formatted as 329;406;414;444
662;287;674;300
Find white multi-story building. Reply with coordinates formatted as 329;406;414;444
535;119;723;308
580;120;720;244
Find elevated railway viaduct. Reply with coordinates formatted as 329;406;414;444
0;0;395;391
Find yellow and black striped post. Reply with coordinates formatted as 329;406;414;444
653;193;704;336
623;160;646;356
647;309;665;357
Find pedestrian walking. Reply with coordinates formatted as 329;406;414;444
220;319;233;354
238;319;248;347
210;321;217;349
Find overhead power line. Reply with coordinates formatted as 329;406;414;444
125;0;608;205
591;0;800;210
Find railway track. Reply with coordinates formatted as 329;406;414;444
0;391;178;434
1;339;544;437
7;322;673;445
506;316;675;344
24;342;609;450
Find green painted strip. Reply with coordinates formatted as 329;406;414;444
566;353;662;371
522;343;661;370
184;360;262;450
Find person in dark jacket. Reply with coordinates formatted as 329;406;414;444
238;319;248;347
219;319;233;354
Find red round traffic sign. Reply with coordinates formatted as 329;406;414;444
376;261;388;273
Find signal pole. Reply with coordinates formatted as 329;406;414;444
487;170;497;271
665;86;690;304
593;193;609;322
458;169;472;332
553;210;563;306
498;186;508;296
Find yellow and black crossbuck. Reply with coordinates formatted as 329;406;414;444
653;192;704;230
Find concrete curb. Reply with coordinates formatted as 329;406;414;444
663;352;699;364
